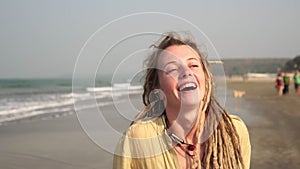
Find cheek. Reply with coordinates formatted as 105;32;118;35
158;73;177;93
194;72;206;97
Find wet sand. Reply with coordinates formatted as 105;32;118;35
0;81;299;169
0;114;113;169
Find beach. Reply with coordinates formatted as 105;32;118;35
227;81;300;169
0;80;300;168
0;114;112;169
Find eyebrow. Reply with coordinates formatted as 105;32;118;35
162;57;200;68
187;57;200;62
163;61;177;68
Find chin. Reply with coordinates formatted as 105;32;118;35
181;100;200;108
180;95;201;108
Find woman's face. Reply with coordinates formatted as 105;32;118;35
157;45;206;110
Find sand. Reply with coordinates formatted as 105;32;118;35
0;81;299;169
227;81;300;169
0;114;113;169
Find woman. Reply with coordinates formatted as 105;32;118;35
113;32;251;169
275;72;284;96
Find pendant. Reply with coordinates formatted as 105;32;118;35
187;144;196;151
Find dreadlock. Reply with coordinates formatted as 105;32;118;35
201;97;245;169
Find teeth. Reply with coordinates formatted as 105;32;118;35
179;83;196;91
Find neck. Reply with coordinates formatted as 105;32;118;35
165;104;204;144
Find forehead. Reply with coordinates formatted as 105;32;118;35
157;45;200;66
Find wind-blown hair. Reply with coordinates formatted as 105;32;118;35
139;32;245;169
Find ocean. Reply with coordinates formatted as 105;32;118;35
0;78;143;125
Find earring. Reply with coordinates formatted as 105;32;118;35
147;89;165;118
149;89;161;103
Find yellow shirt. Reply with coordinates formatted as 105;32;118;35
113;115;251;169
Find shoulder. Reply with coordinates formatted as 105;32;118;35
230;115;247;131
114;115;170;159
230;115;250;143
125;116;165;139
230;115;251;169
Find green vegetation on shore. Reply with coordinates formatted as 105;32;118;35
222;58;289;76
283;55;300;71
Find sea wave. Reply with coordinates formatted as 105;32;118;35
0;83;143;125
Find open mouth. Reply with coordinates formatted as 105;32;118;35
178;82;197;92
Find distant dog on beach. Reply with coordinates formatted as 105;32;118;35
233;90;246;98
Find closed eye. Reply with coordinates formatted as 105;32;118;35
166;68;177;74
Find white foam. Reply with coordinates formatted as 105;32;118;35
86;84;142;93
0;100;120;124
0;92;109;116
0;99;75;115
0;83;143;124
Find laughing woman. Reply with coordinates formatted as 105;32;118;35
113;32;251;169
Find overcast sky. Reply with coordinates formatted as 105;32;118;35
0;0;300;78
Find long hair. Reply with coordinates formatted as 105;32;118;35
140;32;245;169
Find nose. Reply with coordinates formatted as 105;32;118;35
180;65;192;79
